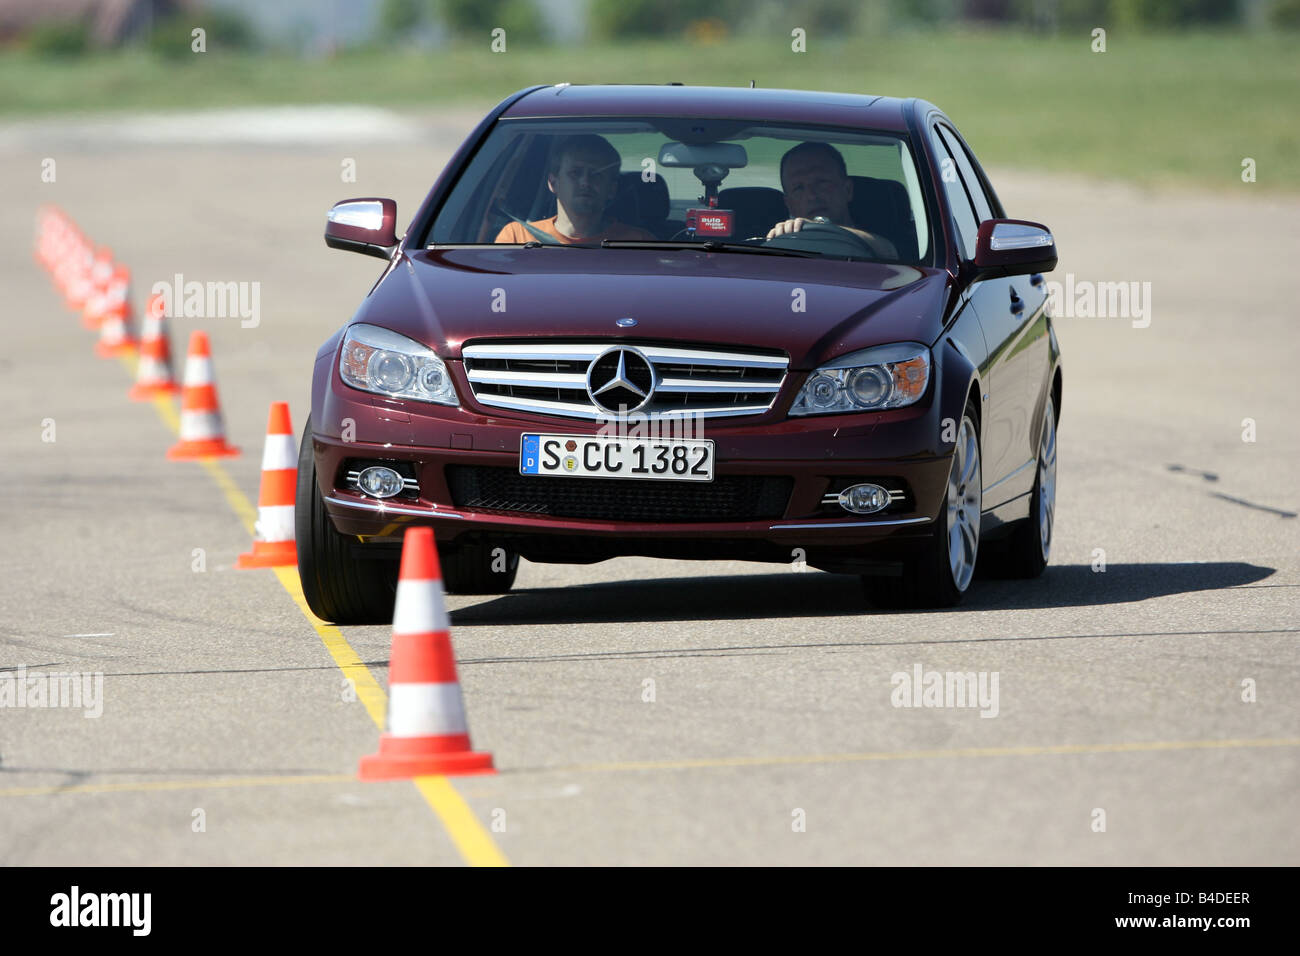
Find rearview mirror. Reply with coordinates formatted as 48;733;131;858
325;198;398;260
658;142;748;169
970;219;1057;280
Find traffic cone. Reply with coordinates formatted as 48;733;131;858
64;246;99;312
33;208;59;270
52;227;88;299
93;271;137;358
166;331;240;460
359;527;494;780
85;260;128;331
236;402;298;568
128;294;180;400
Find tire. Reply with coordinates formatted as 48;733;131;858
440;538;519;595
982;396;1056;579
295;417;399;625
863;402;981;609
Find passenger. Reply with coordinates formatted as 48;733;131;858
766;141;898;257
495;134;655;244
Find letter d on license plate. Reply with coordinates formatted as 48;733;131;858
520;434;714;481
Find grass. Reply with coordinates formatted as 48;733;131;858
2;29;1296;191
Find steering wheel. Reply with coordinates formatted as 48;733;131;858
761;220;887;259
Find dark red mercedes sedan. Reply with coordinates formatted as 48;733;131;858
297;84;1061;624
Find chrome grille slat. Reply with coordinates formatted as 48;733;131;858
462;340;789;421
657;377;781;393
467;369;589;387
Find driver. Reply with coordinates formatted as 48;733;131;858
495;134;655;244
766;142;898;257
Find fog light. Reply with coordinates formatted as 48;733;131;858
837;483;890;515
357;466;405;499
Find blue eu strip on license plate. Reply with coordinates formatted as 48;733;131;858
521;434;541;474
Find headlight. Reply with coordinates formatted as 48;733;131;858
338;323;458;406
789;343;930;416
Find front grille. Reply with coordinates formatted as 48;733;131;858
461;341;788;421
447;466;792;523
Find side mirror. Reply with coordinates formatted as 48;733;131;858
969;219;1057;281
325;198;398;260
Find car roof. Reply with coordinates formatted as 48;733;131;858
501;84;914;133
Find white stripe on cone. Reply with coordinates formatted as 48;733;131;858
99;315;128;344
182;356;213;386
253;504;295;543
392;579;450;635
136;355;171;385
179;410;223;441
387;683;468;737
260;436;297;471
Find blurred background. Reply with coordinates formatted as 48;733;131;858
0;0;1295;189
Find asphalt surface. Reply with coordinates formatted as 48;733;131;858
1;107;1296;866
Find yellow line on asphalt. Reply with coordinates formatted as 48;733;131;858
0;774;351;799
201;456;258;535
273;566;387;728
413;777;510;867
547;736;1300;775
139;386;508;867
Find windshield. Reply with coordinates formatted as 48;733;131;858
427;117;933;264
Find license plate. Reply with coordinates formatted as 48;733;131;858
520;434;714;481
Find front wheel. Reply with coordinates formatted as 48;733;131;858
295;417;398;625
863;403;981;609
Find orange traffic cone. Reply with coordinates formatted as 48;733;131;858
359;527;494;780
236;402;298;568
166;331;240;460
93;269;137;358
128;294;180;400
52;225;88;299
88;264;132;335
33;207;60;270
65;246;101;312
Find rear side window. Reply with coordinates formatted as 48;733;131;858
932;123;980;260
936;124;994;222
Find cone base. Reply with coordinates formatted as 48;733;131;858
167;440;240;460
95;340;137;358
236;540;298;569
129;382;180;401
359;747;496;780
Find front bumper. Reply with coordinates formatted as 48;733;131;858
315;371;953;568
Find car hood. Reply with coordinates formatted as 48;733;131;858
354;247;954;369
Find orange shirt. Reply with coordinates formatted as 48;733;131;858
495;216;655;245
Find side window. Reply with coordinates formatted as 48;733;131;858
937;124;994;222
931;124;979;261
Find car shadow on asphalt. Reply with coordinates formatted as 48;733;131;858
448;561;1277;626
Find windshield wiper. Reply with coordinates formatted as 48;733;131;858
519;240;600;248
599;239;823;258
